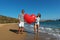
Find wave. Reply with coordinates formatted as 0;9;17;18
39;27;60;38
24;24;60;39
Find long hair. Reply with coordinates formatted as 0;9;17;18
37;13;41;17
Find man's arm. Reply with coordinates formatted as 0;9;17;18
18;14;20;23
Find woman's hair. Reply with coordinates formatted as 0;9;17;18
37;13;41;17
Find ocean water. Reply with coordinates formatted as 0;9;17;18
40;21;60;39
24;21;60;39
41;21;60;28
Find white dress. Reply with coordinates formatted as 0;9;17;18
36;17;40;25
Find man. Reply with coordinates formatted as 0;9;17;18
18;9;25;34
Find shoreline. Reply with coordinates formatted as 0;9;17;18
0;23;58;40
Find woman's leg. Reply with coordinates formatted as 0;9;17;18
36;25;38;32
37;24;40;32
34;23;36;33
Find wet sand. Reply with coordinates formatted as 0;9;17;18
0;23;57;40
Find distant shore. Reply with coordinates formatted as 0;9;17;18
0;15;60;23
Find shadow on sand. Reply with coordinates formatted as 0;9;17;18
9;29;34;34
9;29;18;34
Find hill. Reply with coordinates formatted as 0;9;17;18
0;15;19;23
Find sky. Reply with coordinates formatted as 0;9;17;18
0;0;60;20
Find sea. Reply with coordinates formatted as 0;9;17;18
24;21;60;40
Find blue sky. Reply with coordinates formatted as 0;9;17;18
0;0;60;20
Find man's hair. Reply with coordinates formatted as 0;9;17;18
22;9;25;14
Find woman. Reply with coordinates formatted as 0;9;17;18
34;13;41;33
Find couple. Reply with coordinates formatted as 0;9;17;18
17;9;41;34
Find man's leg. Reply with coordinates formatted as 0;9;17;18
18;27;21;34
21;27;24;33
21;22;24;33
18;23;21;34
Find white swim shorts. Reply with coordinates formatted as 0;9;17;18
19;22;24;27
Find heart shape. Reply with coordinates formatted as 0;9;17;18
24;14;36;24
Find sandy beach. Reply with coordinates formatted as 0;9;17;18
0;23;57;40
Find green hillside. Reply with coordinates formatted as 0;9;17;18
0;15;19;23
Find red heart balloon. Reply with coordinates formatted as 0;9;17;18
24;14;36;24
31;14;36;22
